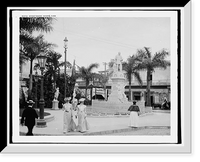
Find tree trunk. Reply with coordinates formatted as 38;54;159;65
28;59;33;99
104;85;107;101
146;70;151;106
85;86;88;99
128;81;131;101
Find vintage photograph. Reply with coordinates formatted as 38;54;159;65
11;9;179;144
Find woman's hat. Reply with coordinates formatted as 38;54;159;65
64;97;71;101
27;100;35;104
73;98;78;102
79;98;85;102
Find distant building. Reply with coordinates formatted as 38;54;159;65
20;58;170;105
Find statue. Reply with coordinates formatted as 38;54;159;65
54;87;60;100
107;52;129;104
52;87;59;110
112;52;123;76
115;52;123;72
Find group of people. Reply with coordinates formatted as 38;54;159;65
21;98;140;136
62;97;89;133
20;97;89;135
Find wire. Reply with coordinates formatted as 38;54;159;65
53;27;138;50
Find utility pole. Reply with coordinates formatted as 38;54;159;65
103;62;107;76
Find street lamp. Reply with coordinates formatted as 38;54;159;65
36;52;47;128
64;37;68;98
33;70;39;109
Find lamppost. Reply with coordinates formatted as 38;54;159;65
64;37;68;98
36;52;47;128
33;70;39;109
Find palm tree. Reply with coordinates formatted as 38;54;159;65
136;47;170;106
20;17;55;99
77;63;99;99
20;17;55;65
123;55;143;101
20;17;54;34
23;34;56;99
97;73;110;100
45;51;62;91
44;51;72;92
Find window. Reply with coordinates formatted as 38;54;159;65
132;92;141;101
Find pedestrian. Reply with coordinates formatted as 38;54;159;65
162;97;169;109
128;100;140;128
72;98;78;129
20;100;38;136
77;98;89;133
62;97;76;133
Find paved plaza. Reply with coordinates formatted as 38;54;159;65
20;108;170;136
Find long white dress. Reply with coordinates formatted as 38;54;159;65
72;109;78;127
129;111;139;127
63;103;76;132
77;104;89;132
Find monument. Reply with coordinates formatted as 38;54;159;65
93;52;131;112
52;87;59;110
107;52;129;104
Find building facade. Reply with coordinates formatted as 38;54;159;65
20;58;170;105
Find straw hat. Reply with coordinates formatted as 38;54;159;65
27;100;35;104
79;98;85;102
64;97;71;102
73;98;78;102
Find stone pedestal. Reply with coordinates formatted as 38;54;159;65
52;100;59;110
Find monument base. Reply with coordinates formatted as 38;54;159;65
91;100;151;114
52;100;59;110
92;100;132;114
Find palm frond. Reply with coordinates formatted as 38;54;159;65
144;47;152;59
152;60;170;69
20;17;55;33
59;61;72;68
87;63;99;72
151;49;170;69
133;71;143;85
152;49;169;62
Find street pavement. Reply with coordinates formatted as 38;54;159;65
104;128;170;135
20;109;170;136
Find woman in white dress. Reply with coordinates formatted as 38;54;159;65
77;98;89;133
62;97;76;133
72;99;78;129
128;101;140;127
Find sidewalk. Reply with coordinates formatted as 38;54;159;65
20;109;170;136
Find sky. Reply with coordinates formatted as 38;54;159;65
35;16;170;72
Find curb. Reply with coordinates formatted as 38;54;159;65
20;126;170;136
84;126;170;135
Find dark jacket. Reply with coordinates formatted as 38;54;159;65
21;107;38;126
128;105;140;112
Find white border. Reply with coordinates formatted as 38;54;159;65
13;9;177;144
1;4;191;153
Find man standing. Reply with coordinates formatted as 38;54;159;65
21;100;38;135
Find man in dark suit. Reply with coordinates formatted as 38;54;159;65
21;100;38;135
